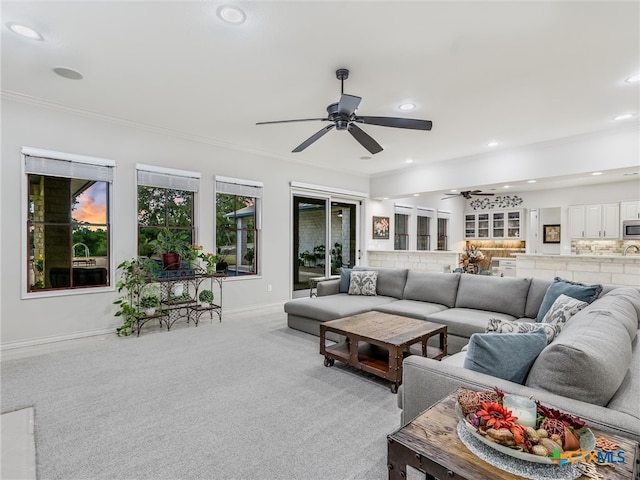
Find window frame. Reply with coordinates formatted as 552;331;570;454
21;147;116;298
215;176;263;278
136;164;200;262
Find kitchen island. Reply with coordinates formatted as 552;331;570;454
516;253;640;287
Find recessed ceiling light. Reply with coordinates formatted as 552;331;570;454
503;185;511;189
592;172;603;176
382;197;389;200
405;158;414;164
399;103;415;111
7;23;43;40
53;66;83;80
360;156;372;161
613;113;634;121
527;180;537;184
217;5;246;24
413;193;420;197
626;74;640;83
487;140;500;147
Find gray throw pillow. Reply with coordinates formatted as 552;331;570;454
339;267;352;293
541;294;588;326
348;271;378;296
463;329;547;384
485;318;560;345
536;277;602;321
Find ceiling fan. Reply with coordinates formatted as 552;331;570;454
256;68;432;154
442;190;496;200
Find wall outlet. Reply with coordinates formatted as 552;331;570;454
267;284;272;292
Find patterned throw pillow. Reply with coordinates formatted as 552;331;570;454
486;318;560;345
541;294;588;326
348;271;378;296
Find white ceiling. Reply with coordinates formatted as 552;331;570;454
2;1;639;189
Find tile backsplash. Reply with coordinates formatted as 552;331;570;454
572;240;640;255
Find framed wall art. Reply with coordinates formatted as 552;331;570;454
543;224;561;244
372;216;390;240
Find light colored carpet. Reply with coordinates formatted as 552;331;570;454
1;308;402;479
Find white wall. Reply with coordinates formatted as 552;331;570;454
370;125;639;199
1;97;369;346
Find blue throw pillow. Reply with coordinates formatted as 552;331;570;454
536;277;602;321
339;268;352;293
463;329;547;384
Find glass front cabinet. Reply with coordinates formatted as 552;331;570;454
464;209;523;239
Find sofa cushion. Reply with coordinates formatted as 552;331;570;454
486;318;560;344
354;267;408;299
283;294;396;322
339;268;352;293
540;294;588;326
455;275;531;318
526;296;634;406
524;278;552;319
374;299;448;320
426;308;515;339
348;270;377;296
536;277;602;321
402;271;460;307
603;288;640;341
463;329;548;384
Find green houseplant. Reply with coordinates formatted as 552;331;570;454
140;293;160;315
198;289;214;306
151;229;190;270
114;257;159;336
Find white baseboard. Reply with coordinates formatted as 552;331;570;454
0;327;115;352
1;302;287;353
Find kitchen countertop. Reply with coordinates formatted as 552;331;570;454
516;253;640;260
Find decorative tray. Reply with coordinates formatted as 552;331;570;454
455;400;595;465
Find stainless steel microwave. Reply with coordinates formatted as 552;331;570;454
623;220;640;239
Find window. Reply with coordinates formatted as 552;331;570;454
24;148;114;293
137;165;199;262
437;210;451;251
417;210;432;251
215;176;262;276
394;214;409;250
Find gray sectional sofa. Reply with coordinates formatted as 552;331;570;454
283;267;640;442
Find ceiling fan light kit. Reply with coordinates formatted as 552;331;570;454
256;68;432;154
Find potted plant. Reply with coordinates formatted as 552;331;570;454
114;257;159;336
151;229;189;270
140;293;160;316
198;289;214;307
244;247;255;271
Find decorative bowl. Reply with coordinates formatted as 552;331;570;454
455;402;595;465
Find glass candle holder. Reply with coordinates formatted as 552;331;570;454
503;395;537;427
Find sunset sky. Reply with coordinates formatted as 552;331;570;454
73;182;107;224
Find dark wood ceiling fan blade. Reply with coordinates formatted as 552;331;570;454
338;94;361;116
356;116;432;130
256;118;328;125
348;124;383;154
292;124;335;152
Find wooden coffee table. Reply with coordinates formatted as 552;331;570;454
320;311;447;393
387;392;640;480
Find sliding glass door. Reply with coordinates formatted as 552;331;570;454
292;194;360;296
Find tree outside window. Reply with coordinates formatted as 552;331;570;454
216;193;258;276
137;186;194;258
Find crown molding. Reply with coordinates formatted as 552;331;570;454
1;90;369;178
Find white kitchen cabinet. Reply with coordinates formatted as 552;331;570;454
464;209;523;239
464;210;524;240
621;201;640;220
569;203;619;239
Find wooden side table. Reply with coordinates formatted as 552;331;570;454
387;393;639;480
